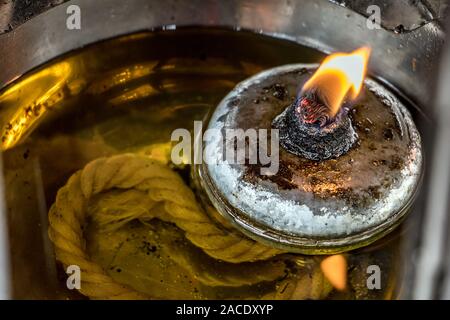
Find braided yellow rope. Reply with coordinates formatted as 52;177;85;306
48;153;284;299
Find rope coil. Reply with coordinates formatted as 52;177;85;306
48;153;284;299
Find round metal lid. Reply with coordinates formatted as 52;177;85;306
197;64;423;254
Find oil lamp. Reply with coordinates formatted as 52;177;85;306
195;48;423;254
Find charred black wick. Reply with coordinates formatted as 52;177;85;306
273;92;358;161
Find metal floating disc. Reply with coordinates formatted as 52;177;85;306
196;64;423;254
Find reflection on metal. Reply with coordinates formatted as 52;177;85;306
0;0;445;111
0;62;72;150
1;0;447;35
329;0;448;31
0;155;11;299
0;0;68;34
413;17;450;300
320;255;347;291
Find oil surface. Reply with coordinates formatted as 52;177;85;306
0;28;410;299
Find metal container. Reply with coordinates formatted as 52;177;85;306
0;0;447;299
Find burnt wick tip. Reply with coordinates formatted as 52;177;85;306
296;89;333;127
273;99;358;161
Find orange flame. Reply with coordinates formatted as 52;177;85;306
302;47;371;117
320;254;347;291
